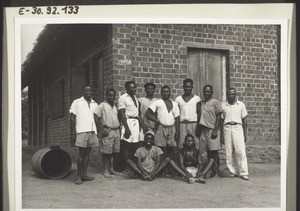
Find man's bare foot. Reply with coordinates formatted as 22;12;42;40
109;169;119;176
103;171;112;178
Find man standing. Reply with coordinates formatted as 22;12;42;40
145;85;180;155
197;85;222;177
94;88;120;178
70;85;99;185
118;81;146;172
175;79;201;149
138;82;159;141
220;87;249;181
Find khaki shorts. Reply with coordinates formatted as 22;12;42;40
154;124;177;147
76;132;99;148
186;167;198;178
100;129;120;154
199;127;221;154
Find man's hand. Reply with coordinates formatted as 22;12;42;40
149;171;156;181
141;171;149;180
100;129;109;137
124;128;131;139
220;134;225;145
211;129;218;139
174;131;179;145
244;133;247;143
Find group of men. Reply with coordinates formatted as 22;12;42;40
70;79;249;185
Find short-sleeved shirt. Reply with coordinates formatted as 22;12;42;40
94;101;120;128
181;148;199;168
200;98;222;129
148;99;180;126
138;97;159;128
134;146;163;173
70;97;98;134
175;95;201;122
221;100;248;125
118;93;139;118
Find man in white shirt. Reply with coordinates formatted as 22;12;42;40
70;85;98;185
118;81;147;173
138;82;159;141
220;87;249;181
145;85;180;155
175;79;201;149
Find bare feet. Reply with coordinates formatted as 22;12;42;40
109;169;119;176
103;171;112;178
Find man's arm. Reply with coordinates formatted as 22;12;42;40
145;108;160;125
211;112;221;139
94;114;109;137
137;157;148;179
196;152;204;178
174;116;180;145
118;108;131;139
242;116;248;142
70;113;76;142
196;101;201;137
149;154;162;178
220;118;224;145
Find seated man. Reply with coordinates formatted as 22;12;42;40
127;132;169;181
169;134;215;184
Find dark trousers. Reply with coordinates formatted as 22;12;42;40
119;139;143;170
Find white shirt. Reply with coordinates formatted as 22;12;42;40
70;97;98;134
221;100;248;125
148;99;180;126
118;93;139;118
175;95;201;122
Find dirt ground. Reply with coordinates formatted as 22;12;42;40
22;150;281;209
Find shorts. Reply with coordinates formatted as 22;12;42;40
186;167;198;178
154;124;177;147
121;119;140;143
100;129;120;154
76;132;99;148
199;127;221;154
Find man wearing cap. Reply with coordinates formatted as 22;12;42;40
127;131;170;181
220;87;249;181
138;82;159;141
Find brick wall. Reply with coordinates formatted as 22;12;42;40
111;24;280;145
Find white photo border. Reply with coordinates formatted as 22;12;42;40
3;3;295;211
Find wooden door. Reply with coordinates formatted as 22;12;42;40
187;48;227;101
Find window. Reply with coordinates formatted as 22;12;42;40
47;80;64;119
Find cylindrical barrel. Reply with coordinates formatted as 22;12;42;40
31;146;72;179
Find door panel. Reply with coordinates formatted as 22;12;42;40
187;48;227;101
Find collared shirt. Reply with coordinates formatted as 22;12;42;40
148;99;180;126
70;97;98;134
134;146;163;173
118;93;139;118
200;98;222;129
94;101;120;128
138;97;159;128
175;95;201;122
221;100;248;125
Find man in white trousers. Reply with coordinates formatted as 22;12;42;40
220;87;249;181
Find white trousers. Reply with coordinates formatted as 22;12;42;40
223;124;248;176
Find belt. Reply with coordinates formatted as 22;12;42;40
225;121;239;125
128;116;139;120
103;125;120;130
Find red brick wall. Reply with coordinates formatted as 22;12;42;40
111;24;280;144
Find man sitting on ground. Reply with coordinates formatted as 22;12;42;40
127;132;170;181
169;134;215;184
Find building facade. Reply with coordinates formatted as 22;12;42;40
22;24;280;152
